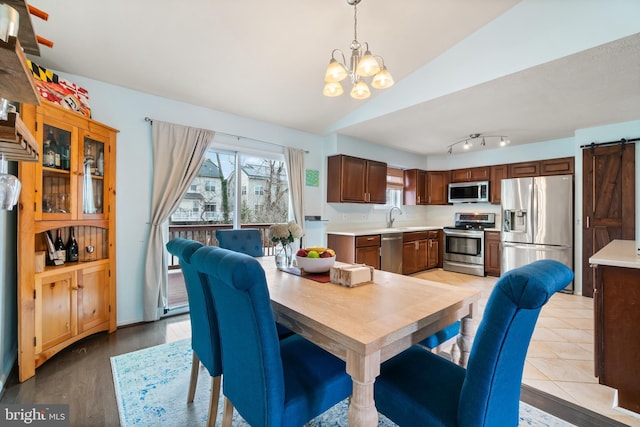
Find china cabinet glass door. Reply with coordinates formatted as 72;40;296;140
39;119;74;220
79;132;106;219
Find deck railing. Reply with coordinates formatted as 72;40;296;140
168;223;277;269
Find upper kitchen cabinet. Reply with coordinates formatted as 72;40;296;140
403;169;427;205
426;170;450;205
540;157;574;176
450;166;490;183
490;164;508;204
327;154;386;204
508;157;574;178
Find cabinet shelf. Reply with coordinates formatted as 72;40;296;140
36;258;109;279
0;111;39;162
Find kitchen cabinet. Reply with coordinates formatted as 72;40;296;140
426;171;450;205
593;264;640;413
402;230;440;274
403;169;427;205
540;157;574;176
327;155;387;204
508;157;574;178
490;164;508;205
451;166;490;183
327;233;381;270
426;230;441;269
484;231;501;277
17;101;118;382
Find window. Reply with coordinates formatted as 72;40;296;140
170;147;289;226
376;166;404;208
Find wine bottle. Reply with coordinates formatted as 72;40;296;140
66;226;79;262
54;229;66;263
43;129;56;168
44;231;57;266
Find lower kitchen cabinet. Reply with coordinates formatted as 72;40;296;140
327;233;381;270
594;264;640;413
484;231;501;277
402;230;440;274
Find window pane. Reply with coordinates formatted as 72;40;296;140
170;150;236;224
240;155;289;226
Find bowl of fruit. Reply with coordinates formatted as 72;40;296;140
296;247;336;273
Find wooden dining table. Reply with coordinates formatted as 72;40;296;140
257;258;481;427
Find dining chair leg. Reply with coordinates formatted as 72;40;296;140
187;352;200;403
222;396;234;427
207;375;222;427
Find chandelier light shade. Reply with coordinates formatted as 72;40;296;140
447;133;511;154
323;0;393;99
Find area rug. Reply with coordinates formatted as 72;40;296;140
111;339;576;426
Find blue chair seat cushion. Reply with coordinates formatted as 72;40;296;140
375;346;465;427
280;335;353;427
419;321;460;349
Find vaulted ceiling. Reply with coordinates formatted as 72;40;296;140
27;0;640;155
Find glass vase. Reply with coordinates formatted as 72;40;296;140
275;242;293;269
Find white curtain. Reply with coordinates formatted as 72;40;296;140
284;147;305;245
143;120;214;321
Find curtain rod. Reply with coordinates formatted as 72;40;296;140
144;117;308;153
579;137;640;149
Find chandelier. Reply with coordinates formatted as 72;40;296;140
323;0;394;99
447;133;510;154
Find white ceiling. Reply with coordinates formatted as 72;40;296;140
26;0;640;155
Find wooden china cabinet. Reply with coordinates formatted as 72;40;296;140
17;101;118;382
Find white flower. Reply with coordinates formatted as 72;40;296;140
268;221;304;244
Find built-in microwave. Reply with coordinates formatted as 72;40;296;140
447;181;490;203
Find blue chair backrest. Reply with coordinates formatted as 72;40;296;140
215;228;264;257
458;259;574;427
166;238;222;377
192;246;285;426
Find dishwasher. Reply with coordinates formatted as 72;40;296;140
380;233;403;274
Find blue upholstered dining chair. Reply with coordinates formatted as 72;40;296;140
165;238;221;427
215;227;294;339
374;259;574;427
215;228;264;257
419;320;460;352
192;245;353;427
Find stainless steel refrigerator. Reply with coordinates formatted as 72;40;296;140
501;174;574;292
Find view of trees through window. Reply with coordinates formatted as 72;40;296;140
170;148;290;225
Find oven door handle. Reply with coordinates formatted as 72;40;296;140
444;230;483;238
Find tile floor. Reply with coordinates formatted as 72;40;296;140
413;268;640;427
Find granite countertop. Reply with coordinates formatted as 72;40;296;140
326;226;443;236
589;239;640;269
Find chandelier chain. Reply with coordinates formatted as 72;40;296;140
353;3;358;42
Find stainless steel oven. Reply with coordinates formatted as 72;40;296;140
443;213;495;277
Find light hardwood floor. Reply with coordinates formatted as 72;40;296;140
413;268;640;427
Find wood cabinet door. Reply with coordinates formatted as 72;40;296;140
582;144;635;297
490;164;508;205
402;241;417;274
451;169;471;182
508;161;540;178
426;171;449;205
540;157;574;176
469;167;490;181
416;240;428;271
35;271;76;353
78;264;110;333
340;156;367;202
356;245;380;269
403;169;428;205
366;160;388;204
484;231;501;276
427;238;439;269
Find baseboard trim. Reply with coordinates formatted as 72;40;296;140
521;383;629;427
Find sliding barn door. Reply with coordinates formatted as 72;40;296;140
582;144;635;297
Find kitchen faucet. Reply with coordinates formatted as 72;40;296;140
387;206;403;228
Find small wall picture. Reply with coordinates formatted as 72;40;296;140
305;169;319;187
